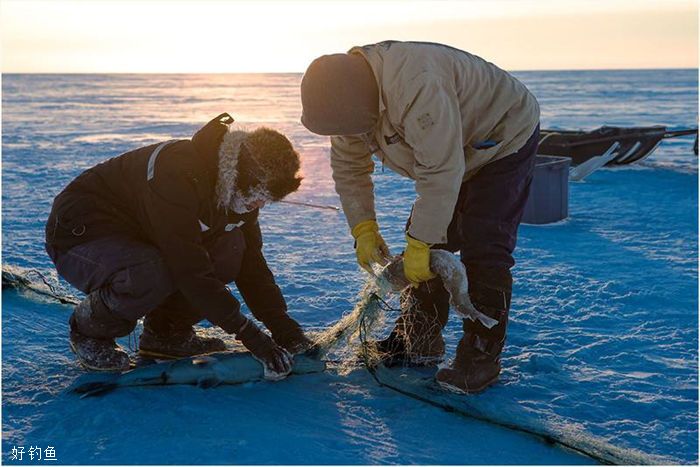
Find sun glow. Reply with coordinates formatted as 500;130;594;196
1;0;697;72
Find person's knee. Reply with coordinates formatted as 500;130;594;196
466;264;511;286
459;217;518;269
464;264;512;313
72;291;137;338
102;257;176;321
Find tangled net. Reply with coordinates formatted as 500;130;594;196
2;259;672;464
305;253;671;465
310;250;489;374
2;264;80;305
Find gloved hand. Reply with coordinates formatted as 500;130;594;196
272;323;317;355
351;220;390;274
403;234;437;287
236;320;293;381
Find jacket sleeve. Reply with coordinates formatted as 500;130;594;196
143;142;248;334
235;214;291;335
329;135;377;230
400;74;465;245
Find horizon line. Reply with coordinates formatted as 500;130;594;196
2;67;698;75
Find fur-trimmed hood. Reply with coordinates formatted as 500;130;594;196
215;126;303;211
215;128;248;211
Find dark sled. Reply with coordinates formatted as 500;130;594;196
538;126;698;166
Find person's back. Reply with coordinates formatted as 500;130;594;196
353;40;539;165
48;141;179;252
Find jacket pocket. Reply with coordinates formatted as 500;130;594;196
51;193;98;238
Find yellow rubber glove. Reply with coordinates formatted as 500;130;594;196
403;234;436;287
351;220;390;274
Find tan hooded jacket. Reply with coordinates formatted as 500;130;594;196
330;41;540;244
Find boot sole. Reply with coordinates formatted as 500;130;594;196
435;374;499;395
381;353;444;368
69;341;131;372
137;348;221;360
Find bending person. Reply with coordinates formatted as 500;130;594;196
45;113;312;376
300;41;540;394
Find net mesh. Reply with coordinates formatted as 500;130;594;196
310;250;488;374
2;264;80;305
304;255;670;465
1;260;672;464
310;268;395;374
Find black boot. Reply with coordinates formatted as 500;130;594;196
139;297;226;359
436;267;512;394
138;327;227;359
375;278;449;367
69;292;135;372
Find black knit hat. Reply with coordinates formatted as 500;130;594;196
300;53;379;136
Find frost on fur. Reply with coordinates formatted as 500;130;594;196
216;128;248;211
215;126;302;213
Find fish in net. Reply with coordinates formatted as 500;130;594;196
310;250;495;369
308;252;671;465
1;260;673;463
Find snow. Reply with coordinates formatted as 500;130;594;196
2;70;697;464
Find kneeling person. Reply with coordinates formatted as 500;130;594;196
45;114;312;377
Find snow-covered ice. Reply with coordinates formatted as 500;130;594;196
2;70;697;464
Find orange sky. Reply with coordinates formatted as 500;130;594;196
1;0;697;72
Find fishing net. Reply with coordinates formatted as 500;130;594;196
310;250;495;372
2;264;80;305
304;253;671;465
1;260;673;464
308;278;391;374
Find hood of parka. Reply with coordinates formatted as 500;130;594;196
216;127;303;212
216;128;247;211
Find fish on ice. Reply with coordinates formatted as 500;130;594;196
73;351;326;398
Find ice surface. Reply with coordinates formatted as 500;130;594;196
2;70;697;464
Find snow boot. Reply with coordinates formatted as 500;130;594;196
436;267;512;394
139;301;227;359
69;292;134;372
138;328;227;359
375;277;449;366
